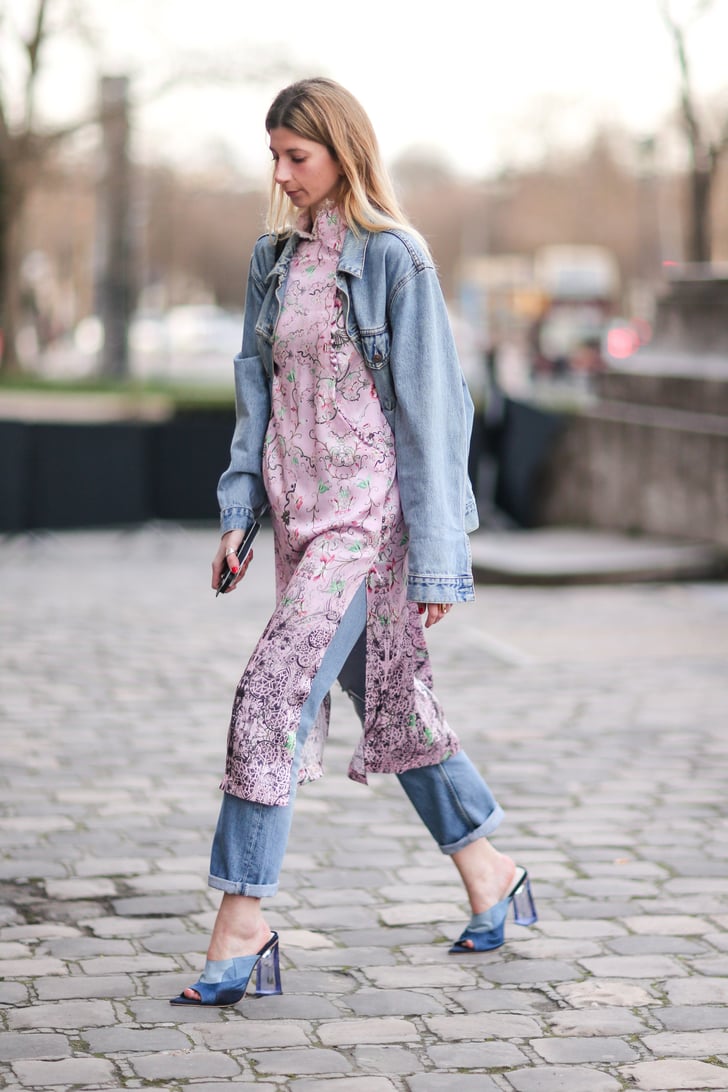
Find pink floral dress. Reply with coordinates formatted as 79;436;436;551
220;206;460;806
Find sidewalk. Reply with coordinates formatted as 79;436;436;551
2;523;728;1091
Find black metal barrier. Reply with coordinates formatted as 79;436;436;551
0;410;234;533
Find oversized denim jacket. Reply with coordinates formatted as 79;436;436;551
218;223;479;602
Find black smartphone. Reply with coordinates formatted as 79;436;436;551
216;521;261;597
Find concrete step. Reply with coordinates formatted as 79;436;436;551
470;526;728;585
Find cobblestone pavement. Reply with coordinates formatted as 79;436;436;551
2;523;728;1092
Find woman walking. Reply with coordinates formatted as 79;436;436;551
171;78;536;1007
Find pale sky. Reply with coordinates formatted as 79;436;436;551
7;0;728;180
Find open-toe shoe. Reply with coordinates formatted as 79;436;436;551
170;931;282;1006
449;867;537;953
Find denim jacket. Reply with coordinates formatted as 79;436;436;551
218;223;478;602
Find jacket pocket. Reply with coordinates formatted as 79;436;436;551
360;330;391;371
360;330;396;414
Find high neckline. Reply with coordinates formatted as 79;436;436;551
295;201;346;250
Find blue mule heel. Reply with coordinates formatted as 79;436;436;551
170;931;282;1006
449;867;537;954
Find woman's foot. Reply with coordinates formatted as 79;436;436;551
450;840;519;951
183;893;271;1001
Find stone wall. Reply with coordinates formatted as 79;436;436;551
537;275;728;547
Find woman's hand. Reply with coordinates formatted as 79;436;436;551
418;603;453;628
211;531;254;594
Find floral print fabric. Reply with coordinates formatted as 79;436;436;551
221;206;460;806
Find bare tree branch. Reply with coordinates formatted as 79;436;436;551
23;0;50;131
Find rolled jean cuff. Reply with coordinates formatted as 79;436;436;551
207;872;279;898
438;803;505;856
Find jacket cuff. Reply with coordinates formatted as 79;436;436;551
220;506;257;535
406;573;475;603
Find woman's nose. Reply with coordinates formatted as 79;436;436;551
274;160;291;184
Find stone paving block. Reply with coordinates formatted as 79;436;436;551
606;934;706;956
505;1066;623;1091
317;1017;418;1046
0;1033;71;1060
0;941;30;958
11;1057;118;1087
238;994;345;1020
507;937;602;960
377;902;462;927
353;1045;424;1075
531;1035;638;1063
0;981;28;1005
291;1080;398;1092
8;999;117;1030
427;1041;529;1068
0;924;81;941
650;1004;728;1031
343;989;446;1017
476;959;581;985
557;980;655;1007
688;954;728;975
74;855;151;876
578;953;687;978
454;987;557;1013
249;1047;352;1076
640;1028;728;1057
130;1049;243;1080
83;1026;193;1053
111;893;205;916
621;1059;728;1090
622;914;714;935
125;871;207;893
425;1012;542;1040
665;976;728;1005
406;1076;501;1092
365;964;475;990
0;957;68;978
547;1007;647;1036
77;953;178;975
280;928;337;950
287;946;399;970
80;913;190;937
44;877;117;900
197;1021;311;1050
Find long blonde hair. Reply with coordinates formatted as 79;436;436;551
265;78;424;245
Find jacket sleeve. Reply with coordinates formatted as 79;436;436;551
388;262;477;603
217;241;273;534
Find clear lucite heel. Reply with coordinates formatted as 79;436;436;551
512;874;538;926
255;936;282;996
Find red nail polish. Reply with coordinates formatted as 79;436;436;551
231;565;239;574
418;604;425;614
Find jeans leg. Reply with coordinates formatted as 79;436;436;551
397;751;504;855
336;621;504;856
208;581;367;897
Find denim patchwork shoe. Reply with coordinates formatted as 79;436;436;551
449;868;537;953
170;931;282;1006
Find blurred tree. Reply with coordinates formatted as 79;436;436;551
659;0;728;263
0;0;292;376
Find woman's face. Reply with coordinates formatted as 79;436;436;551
269;127;342;216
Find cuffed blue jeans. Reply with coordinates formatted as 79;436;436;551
209;582;504;897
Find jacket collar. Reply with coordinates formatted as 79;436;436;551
267;223;370;283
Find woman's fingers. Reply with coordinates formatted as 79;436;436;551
211;532;244;591
419;603;453;628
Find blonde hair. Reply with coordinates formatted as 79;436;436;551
265;77;424;245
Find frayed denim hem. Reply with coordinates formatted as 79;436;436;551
438;803;505;856
207;873;279;898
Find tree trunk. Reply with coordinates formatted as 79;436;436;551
0;163;25;375
688;166;712;264
96;76;134;380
